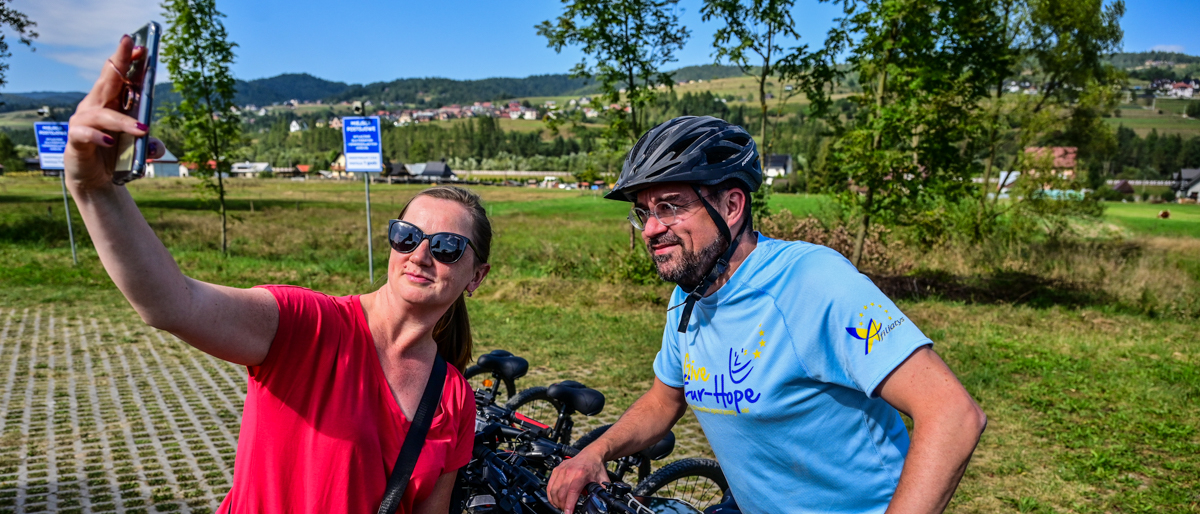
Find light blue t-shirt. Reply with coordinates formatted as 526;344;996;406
653;234;932;514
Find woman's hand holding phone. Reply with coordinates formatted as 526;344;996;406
65;35;165;193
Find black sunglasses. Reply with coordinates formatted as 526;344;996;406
388;220;483;264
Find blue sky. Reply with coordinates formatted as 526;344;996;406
3;0;1197;93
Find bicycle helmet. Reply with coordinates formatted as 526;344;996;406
606;116;762;334
605;116;762;202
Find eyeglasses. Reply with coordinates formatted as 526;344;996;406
628;193;718;231
387;220;482;264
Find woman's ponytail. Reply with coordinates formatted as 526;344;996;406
432;293;472;371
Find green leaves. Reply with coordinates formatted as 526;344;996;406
538;0;690;143
161;0;241;254
0;0;38;88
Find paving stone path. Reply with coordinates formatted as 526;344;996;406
0;306;713;514
0;308;242;514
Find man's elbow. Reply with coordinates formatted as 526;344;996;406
961;398;987;442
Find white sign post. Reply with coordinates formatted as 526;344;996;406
35;122;77;265
342;116;384;284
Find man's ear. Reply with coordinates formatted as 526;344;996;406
722;188;748;230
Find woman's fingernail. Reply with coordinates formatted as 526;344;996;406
136;122;148;131
102;135;115;146
134;45;145;52
121;34;130;41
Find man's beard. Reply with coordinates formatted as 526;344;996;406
648;231;730;288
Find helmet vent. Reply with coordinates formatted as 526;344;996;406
704;146;739;165
728;135;751;147
671;135;702;155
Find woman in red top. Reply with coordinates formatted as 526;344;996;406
63;37;490;513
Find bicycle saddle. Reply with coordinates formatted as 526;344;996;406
638;430;676;461
547;380;605;416
475;350;529;382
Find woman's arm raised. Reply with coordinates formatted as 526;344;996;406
64;35;277;367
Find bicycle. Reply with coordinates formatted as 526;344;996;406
455;420;702;514
572;424;729;511
464;349;530;402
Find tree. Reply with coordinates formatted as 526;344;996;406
701;0;807;159
161;0;241;255
702;0;813;222
0;1;37;89
974;0;1124;236
814;0;1010;266
537;0;689;144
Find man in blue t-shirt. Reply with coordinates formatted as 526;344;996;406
548;116;986;514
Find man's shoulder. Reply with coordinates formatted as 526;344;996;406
747;237;857;288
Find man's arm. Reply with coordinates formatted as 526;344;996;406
878;346;987;514
547;378;688;514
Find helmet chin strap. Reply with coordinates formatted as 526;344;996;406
669;184;748;333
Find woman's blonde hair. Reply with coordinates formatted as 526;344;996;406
398;186;492;371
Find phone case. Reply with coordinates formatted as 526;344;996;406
112;21;161;185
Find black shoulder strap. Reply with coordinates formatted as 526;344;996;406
377;354;447;514
672;184;746;333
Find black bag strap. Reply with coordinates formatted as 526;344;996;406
377;354;447;514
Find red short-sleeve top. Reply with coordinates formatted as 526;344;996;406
216;285;475;514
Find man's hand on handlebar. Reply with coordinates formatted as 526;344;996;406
547;448;611;514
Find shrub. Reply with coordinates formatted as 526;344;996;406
758;209;895;272
1186;101;1200;118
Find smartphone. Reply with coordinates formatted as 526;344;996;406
112;22;161;185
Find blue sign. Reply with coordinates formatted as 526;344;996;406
342;116;383;172
34;122;70;170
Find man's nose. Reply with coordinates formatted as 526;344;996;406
642;214;668;240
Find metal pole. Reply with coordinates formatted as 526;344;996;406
59;172;78;265
365;172;374;284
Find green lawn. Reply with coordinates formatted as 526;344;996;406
1;177;1197;513
1107;107;1200;137
1104;201;1200;239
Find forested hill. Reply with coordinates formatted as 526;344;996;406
6;64;748;114
324;64;747;105
152;73;351;107
1108;51;1200;68
324;74;591;106
0;91;86;113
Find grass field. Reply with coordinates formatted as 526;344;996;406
1105;201;1200;239
1;176;1197;513
1107;106;1200;137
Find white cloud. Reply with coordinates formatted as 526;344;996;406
23;0;163;48
18;0;168;82
1149;44;1185;53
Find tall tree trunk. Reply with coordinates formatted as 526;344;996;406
851;185;875;266
196;49;228;255
217;165;226;254
977;0;1014;240
757;30;774;170
851;18;897;268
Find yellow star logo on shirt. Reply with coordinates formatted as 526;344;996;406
753;349;761;359
759;340;765;347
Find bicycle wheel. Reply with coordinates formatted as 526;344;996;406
571;423;611;450
572;424;635;483
462;364;491;394
633;458;729;510
505;386;563;434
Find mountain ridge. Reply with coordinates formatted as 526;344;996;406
6;52;1194;115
